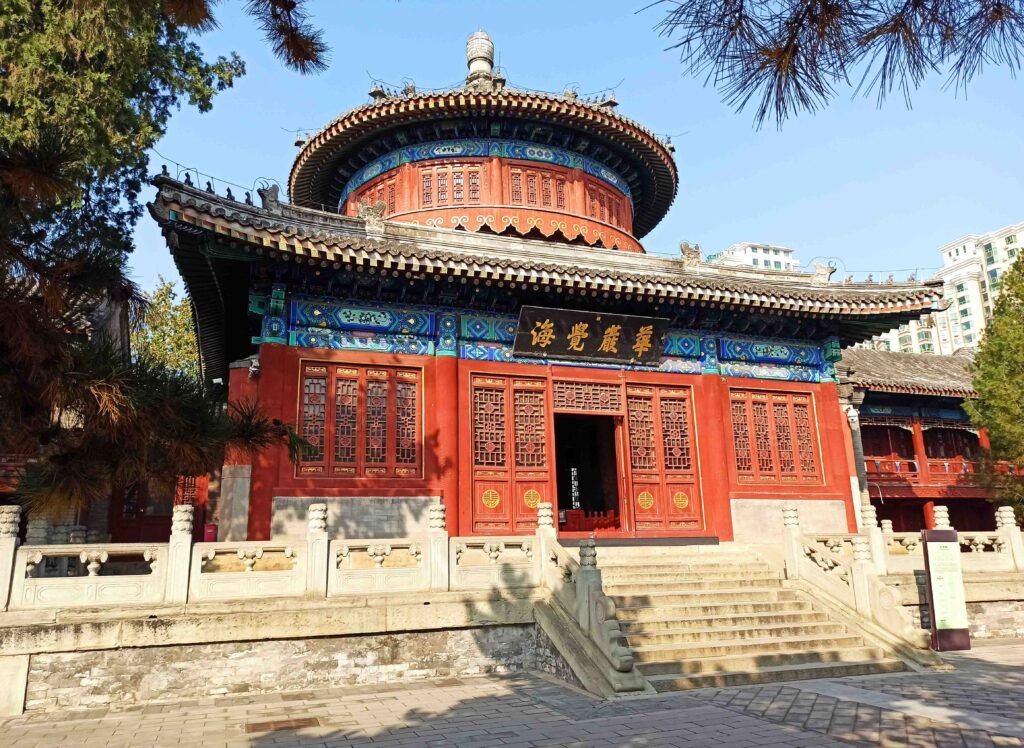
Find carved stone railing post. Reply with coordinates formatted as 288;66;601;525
996;506;1024;572
166;504;194;604
305;503;329;598
428;501;449;591
850;536;874;617
575;539;599;630
0;506;21;611
932;505;951;530
782;505;801;580
534;502;555;590
860;504;888;576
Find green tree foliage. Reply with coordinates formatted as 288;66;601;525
131;278;201;381
964;260;1024;509
0;1;324;517
655;0;1024;126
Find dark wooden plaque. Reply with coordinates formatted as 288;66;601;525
513;306;668;366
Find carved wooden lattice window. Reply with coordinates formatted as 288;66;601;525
553;381;622;412
300;368;327;466
514;390;547;468
556;179;566;209
659;395;692;471
422;173;432;207
453;171;464;202
729;390;820;482
395;377;419;465
527;173;538;205
298;364;421;477
334;375;358;467
437;172;449;205
541;175;552;207
365;376;388;465
472;385;507;468
386;182;396;215
511;171;522;203
469;172;480;201
627;396;656;470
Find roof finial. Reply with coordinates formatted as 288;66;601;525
466;31;494;83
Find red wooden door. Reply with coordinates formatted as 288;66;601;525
468;374;552;533
625;385;704;533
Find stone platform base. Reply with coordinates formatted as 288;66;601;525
22;624;577;712
0;590;581;714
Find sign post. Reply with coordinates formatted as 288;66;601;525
921;528;970;651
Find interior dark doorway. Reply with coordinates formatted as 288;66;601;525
554;414;621;532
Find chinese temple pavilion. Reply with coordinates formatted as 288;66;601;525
148;33;944;543
839;348;1003;532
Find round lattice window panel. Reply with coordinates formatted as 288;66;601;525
672;491;690;510
637;491;655;510
523;489;541;509
481;489;501;509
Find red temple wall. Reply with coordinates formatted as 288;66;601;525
239;344;855;540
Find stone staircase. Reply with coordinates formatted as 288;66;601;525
597;545;906;691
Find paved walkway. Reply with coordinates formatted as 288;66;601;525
3;642;1024;747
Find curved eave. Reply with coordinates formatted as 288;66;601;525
288;90;678;237
150;178;943;340
855;383;976;399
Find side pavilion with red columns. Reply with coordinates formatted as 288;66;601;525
145;32;944;544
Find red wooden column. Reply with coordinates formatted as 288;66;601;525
248;343;289;540
692;374;733;541
435;352;461;535
911;417;930;480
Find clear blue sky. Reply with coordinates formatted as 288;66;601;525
132;0;1024;290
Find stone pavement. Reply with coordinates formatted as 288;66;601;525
2;641;1023;748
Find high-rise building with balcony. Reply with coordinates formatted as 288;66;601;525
867;221;1022;354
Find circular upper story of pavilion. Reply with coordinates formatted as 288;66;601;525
288;32;678;253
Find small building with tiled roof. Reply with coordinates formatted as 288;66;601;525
147;32;946;545
838;348;1003;532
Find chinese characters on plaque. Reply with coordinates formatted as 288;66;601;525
513;306;668;365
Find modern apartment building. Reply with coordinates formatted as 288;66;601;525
867;221;1022;354
705;242;800;272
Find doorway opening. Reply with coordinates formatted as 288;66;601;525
554;414;621;532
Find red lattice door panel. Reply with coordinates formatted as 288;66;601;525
729;390;821;484
297;363;422;478
625;385;703;532
470;375;551;533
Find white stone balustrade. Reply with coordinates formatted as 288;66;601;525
188;542;304;602
782;507;928;648
449;535;539;590
329;538;431;595
7;543;169;610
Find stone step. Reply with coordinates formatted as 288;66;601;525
638;645;889;677
622;620;848;646
611;588;798;607
631;634;868;664
614;600;814;621
604;577;783;594
646;659;906;691
599;566;777;580
618;609;830;633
